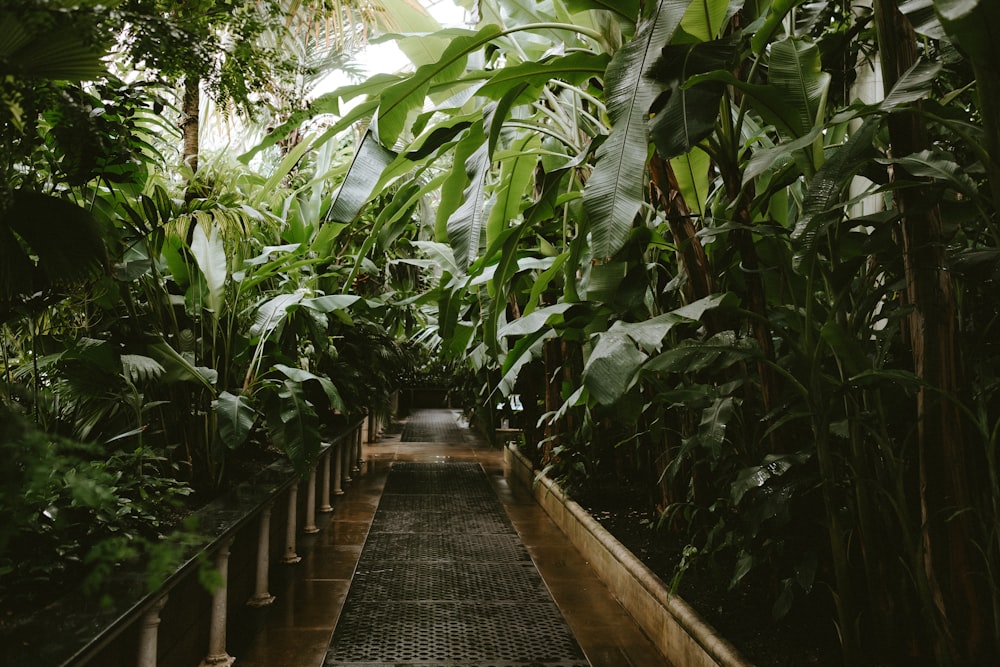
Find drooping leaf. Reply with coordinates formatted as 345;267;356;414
583;331;648;405
0;10;107;81
267;379;320;473
644;332;756;374
583;0;690;260
327;129;399;224
649;37;739;159
146;341;218;392
606;293;733;352
692;36;830;143
0;191;107;302
120;354;166;385
934;0;1000;64
215;391;258;450
791;119;879;262
445;108;496;269
375;25;503;146
273;364;345;411
476;51;610;104
878;58;943;111
884;149;979;197
301;294;361;313
251;291;306;339
900;0;948;39
487;133;543;247
499;303;575;338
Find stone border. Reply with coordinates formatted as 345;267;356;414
504;445;754;667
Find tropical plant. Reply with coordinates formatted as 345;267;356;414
273;0;1000;663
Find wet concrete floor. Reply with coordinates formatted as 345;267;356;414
235;409;670;666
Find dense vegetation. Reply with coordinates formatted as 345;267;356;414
3;0;1000;664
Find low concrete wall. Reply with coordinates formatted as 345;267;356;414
504;445;753;667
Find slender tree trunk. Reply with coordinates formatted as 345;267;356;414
874;2;986;662
649;153;714;302
181;76;200;177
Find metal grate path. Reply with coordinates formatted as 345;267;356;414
399;411;469;443
325;462;588;667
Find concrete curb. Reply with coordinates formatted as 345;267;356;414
505;445;754;667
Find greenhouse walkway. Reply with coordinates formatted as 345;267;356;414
234;409;669;666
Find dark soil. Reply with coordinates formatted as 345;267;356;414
575;489;842;667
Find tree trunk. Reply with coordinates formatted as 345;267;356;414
181;76;200;177
649;153;714;303
874;2;986;662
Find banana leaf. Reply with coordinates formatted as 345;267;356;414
215;391;258;450
583;0;689;260
376;25;503;147
326;129;398;224
189;222;227;317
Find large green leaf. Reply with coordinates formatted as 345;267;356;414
189;222;227;317
764;36;831;141
475;51;610;104
326;129;398;224
883;149;979;197
0;191;107;303
692;36;830;143
499;302;575;338
215;391;258;450
791;119;879;263
375;0;443;67
375;25;503;147
750;0;806;54
267;379;320;472
146;341;218;391
678;0;732;42
610;293;733;351
583;0;689;260
900;0;948;39
583;331;648;405
649;37;739;159
934;0;1000;64
486;133;543;247
251;291;306;339
672;147;711;216
273;364;345;411
644;333;757;374
445;109;495;269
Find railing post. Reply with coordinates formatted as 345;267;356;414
247;503;275;607
320;449;333;513
303;467;319;534
198;538;235;667
136;594;168;667
354;422;363;474
332;441;344;496
282;482;301;564
341;434;352;484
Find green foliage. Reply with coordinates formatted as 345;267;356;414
0;401;193;610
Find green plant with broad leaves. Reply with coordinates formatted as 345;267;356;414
265;0;1000;663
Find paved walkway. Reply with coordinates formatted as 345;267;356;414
236;409;669;666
